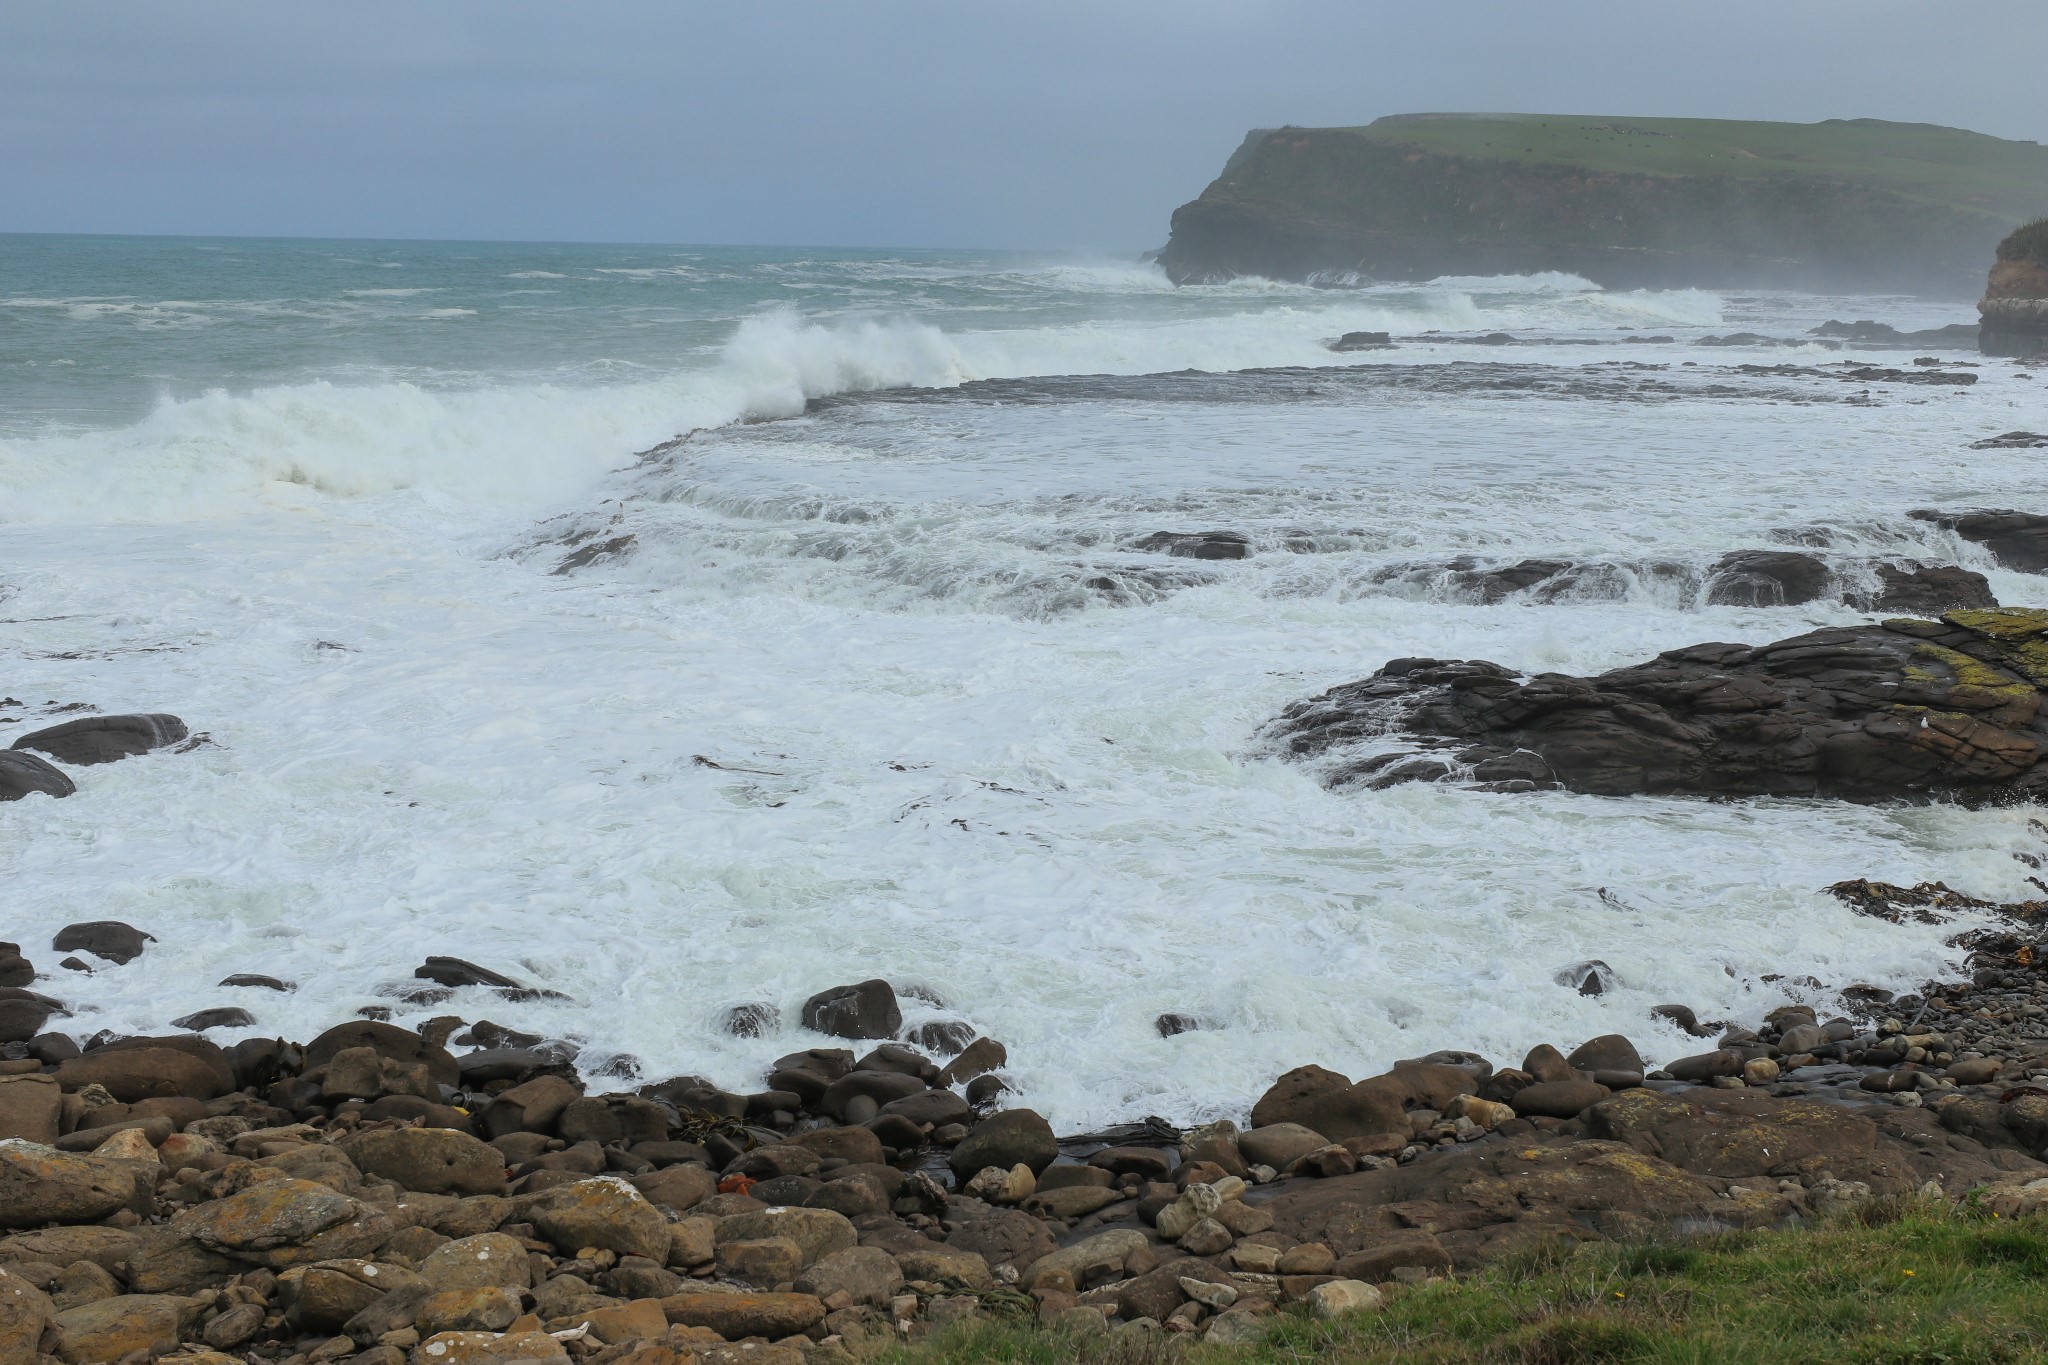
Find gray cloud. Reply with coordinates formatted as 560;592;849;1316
3;1;2043;248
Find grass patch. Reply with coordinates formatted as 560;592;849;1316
1998;218;2048;264
869;1204;2048;1364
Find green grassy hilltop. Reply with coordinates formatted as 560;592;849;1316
1161;114;2048;296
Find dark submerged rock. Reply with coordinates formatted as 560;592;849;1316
170;1008;256;1032
1328;330;1392;351
11;713;187;766
1704;550;1831;607
800;980;902;1041
1269;609;2048;803
0;752;74;802
1129;531;1253;561
1850;565;1998;615
52;922;155;966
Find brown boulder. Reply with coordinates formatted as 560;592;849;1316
660;1290;826;1338
0;1076;61;1145
56;1041;233;1102
943;1208;1056;1273
632;1163;716;1213
0;1143;142;1228
1585;1088;1879;1179
0;1271;56;1361
307;1020;459;1089
54;1293;200;1364
345;1127;506;1196
525;1178;671;1262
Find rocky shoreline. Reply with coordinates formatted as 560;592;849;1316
9;873;2048;1365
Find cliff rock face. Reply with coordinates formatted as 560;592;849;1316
1980;220;2048;356
1159;115;2048;296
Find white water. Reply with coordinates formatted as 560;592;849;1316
4;241;2046;1127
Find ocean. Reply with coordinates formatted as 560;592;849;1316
3;233;2044;1128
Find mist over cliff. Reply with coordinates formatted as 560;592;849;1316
1160;115;2048;297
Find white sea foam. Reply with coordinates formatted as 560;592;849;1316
2;246;2037;1128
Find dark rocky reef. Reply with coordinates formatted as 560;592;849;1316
1270;609;2048;803
1979;219;2048;357
1910;509;2048;574
1161;116;2048;294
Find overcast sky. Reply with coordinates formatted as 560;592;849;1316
4;1;2044;250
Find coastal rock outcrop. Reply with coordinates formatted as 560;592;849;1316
1160;116;2048;292
1979;219;2048;357
0;752;73;802
1268;608;2048;802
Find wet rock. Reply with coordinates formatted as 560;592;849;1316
0;991;62;1045
0;1143;142;1227
1270;611;2048;803
344;1128;507;1197
1910;510;2048;573
947;1108;1058;1178
1130;531;1252;561
172;1007;255;1032
1155;1013;1200;1037
907;1018;977;1054
220;974;294;991
1565;1035;1645;1075
937;1037;1007;1088
724;1003;777;1038
1557;961;1614;996
1853;565;1997;615
51;921;155;965
0;753;71;802
800;980;902;1041
0;946;31;990
1329;331;1392;351
1706;550;1831;606
13;713;187;766
1663;1051;1743;1083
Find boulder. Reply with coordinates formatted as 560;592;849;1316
525;1177;671;1262
0;946;31;990
1510;1080;1610;1119
0;1142;140;1227
13;714;187;766
659;1290;826;1339
0;751;72;801
1018;1228;1149;1291
66;1034;237;1100
418;1233;531;1292
1565;1035;1644;1076
414;1285;522;1335
306;1020;460;1090
170;1007;255;1032
1705;550;1830;607
1305;1279;1385;1319
1239;1123;1329;1171
1269;610;2048;802
947;1108;1058;1178
54;1293;199;1363
1854;565;1998;616
800;980;902;1040
279;1262;392;1333
345;1128;506;1196
411;1330;570;1363
0;992;61;1045
714;1207;856;1267
125;1229;243;1294
0;1076;60;1145
50;920;155;965
0;1271;55;1362
172;1177;364;1253
943;1208;1056;1274
632;1163;716;1213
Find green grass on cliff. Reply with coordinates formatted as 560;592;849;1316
1221;116;2048;226
1351;116;2048;218
872;1200;2048;1364
1999;218;2048;262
